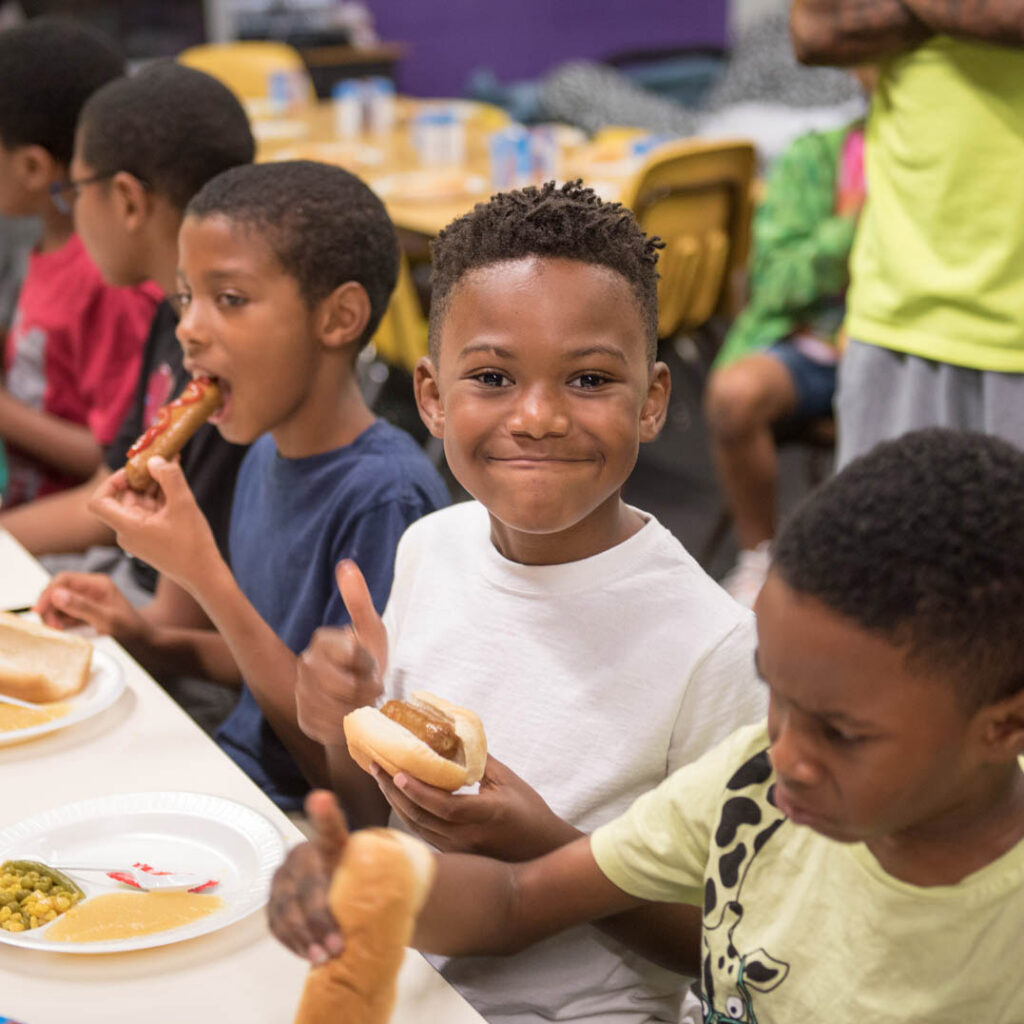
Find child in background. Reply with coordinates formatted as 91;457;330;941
0;19;158;506
704;108;867;608
23;61;255;734
273;428;1024;1024
293;181;764;1024
88;162;450;806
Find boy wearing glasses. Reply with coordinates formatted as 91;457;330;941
0;18;157;506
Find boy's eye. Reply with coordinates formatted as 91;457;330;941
570;373;610;389
173;291;192;310
822;721;865;746
217;292;248;308
471;370;512;387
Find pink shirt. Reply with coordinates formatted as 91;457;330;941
2;233;160;504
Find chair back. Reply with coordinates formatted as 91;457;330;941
370;252;428;375
620;138;756;338
178;41;316;109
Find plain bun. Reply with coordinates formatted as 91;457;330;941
292;828;435;1024
0;611;93;703
344;690;487;791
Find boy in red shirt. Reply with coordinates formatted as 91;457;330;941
0;19;158;505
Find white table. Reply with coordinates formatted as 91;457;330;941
0;529;485;1024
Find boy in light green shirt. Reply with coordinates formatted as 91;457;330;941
270;428;1024;1023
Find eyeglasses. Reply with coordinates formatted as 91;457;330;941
49;171;116;215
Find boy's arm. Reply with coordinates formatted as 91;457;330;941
0;388;103;480
270;792;702;976
87;458;332;786
0;464;116;554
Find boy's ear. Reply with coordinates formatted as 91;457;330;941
638;359;671;442
14;145;61;194
107;171;153;233
976;687;1024;763
413;356;444;439
318;281;371;350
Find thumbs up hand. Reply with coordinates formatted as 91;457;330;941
296;560;387;747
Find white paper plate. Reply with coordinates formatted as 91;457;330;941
0;646;124;747
0;791;286;953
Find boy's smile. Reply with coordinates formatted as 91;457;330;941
416;257;669;565
755;572;1024;882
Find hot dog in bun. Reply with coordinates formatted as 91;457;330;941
123;376;222;491
292;828;435;1024
343;691;486;791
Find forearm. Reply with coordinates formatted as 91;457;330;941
0;468;115;554
325;743;391;829
184;558;330;786
902;0;1024;43
0;391;103;481
790;0;930;65
413;838;641;957
126;619;243;686
595;901;703;977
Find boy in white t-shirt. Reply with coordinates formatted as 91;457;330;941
290;181;765;1023
272;428;1024;1024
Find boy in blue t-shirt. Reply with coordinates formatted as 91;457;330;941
89;161;450;809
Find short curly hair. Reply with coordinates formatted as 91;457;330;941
187;161;398;349
0;17;122;167
773;429;1024;710
428;180;662;363
79;60;254;212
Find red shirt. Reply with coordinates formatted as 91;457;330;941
2;234;160;505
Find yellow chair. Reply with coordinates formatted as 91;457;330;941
369;251;428;375
619;137;757;339
178;41;316;109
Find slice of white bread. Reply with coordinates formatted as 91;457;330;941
0;611;93;703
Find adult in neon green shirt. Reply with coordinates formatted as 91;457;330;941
791;0;1024;466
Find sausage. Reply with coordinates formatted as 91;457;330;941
380;699;462;761
123;377;222;492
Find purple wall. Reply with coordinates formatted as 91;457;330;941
368;1;727;98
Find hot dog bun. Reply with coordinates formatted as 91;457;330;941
0;611;93;703
344;691;486;791
292;828;435;1024
124;377;222;492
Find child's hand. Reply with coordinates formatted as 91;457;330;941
268;790;348;964
87;458;219;590
296;561;387;746
34;572;152;647
373;755;581;861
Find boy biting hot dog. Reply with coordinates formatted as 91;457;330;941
123;376;223;491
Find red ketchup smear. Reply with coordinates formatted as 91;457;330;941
106;861;219;894
126;377;213;460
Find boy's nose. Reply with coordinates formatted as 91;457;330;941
508;384;570;439
175;303;208;356
767;710;819;789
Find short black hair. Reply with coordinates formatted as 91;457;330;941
0;17;122;166
79;60;254;211
773;429;1024;709
187;161;398;347
428;180;662;363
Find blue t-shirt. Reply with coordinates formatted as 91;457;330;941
217;420;450;810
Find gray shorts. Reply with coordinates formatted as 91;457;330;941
835;339;1024;469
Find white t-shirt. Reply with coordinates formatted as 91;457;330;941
382;501;766;1024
